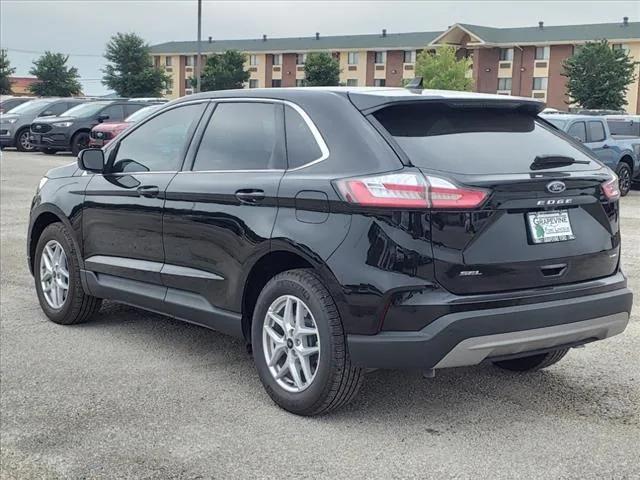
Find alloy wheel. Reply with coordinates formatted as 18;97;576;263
19;131;34;151
262;295;321;393
40;240;69;309
619;167;631;195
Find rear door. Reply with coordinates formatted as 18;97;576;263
584;119;616;168
372;102;619;295
163;100;286;320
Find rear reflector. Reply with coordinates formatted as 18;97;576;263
335;172;488;209
602;174;620;201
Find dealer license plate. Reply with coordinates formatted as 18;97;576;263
527;210;575;244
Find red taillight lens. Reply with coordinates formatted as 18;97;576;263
335;172;488;209
602;174;620;201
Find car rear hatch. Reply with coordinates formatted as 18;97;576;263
365;98;620;295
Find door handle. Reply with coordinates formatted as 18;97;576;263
235;189;265;204
137;185;160;198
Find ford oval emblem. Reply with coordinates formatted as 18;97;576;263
546;181;566;194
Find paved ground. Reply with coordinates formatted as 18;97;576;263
1;149;638;480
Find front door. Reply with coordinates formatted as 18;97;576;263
82;102;207;288
163;101;286;333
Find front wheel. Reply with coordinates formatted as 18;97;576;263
251;269;364;416
71;132;90;156
15;129;36;152
616;163;632;197
492;348;569;372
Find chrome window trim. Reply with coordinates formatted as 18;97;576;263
179;169;285;174
195;97;330;172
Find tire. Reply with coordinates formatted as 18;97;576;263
15;128;35;152
251;269;364;416
34;223;101;325
39;148;57;155
616;163;632;197
492;348;569;372
71;131;90;156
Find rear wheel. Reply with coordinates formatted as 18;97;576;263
15;128;35;152
71;131;90;156
492;348;569;372
616;163;632;197
251;269;364;416
34;223;102;325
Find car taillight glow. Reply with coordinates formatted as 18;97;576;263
335;172;488;209
602;174;620;201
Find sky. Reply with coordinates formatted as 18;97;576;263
2;0;639;95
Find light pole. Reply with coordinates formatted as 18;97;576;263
196;0;202;93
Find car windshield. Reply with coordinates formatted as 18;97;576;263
544;118;568;129
6;99;53;115
125;105;161;123
62;102;111;118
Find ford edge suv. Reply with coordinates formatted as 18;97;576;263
27;88;633;415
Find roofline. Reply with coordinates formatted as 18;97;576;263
428;23;488;47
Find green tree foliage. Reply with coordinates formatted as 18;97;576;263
29;52;82;96
303;52;341;86
103;32;169;97
199;50;249;91
563;40;638;110
414;46;473;91
0;49;16;94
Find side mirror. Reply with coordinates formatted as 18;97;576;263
77;148;105;173
98;114;110;122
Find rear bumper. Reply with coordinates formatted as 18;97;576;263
347;286;632;369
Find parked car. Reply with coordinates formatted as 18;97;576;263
0;98;86;152
0;95;34;114
89;104;162;148
28;88;632;415
541;113;640;196
30;100;149;155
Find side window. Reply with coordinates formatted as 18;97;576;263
47;103;71;116
124;104;144;117
587;121;606;142
567;122;587;143
111;103;205;173
192;102;284;171
100;105;125;121
284;105;323;169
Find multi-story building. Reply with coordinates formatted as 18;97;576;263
150;18;640;112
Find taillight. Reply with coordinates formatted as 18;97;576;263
334;172;488;209
602;174;620;201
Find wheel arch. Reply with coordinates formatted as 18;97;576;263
618;154;634;172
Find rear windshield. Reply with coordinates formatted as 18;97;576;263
373;104;599;174
6;99;53;115
607;119;640;137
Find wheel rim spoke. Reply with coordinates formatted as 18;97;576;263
262;294;321;393
40;240;69;309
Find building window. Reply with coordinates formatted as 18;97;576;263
374;51;386;64
346;79;358;86
612;43;630;54
249;55;258;66
249;79;259;88
373;79;386;87
295;79;305;87
185;56;194;67
184;78;192;89
497;78;512;91
532;77;548;90
499;48;513;61
296;53;307;65
348;52;359;65
273;54;282;65
165;79;173;90
403;50;416;63
535;46;550;60
165;56;172;67
271;79;282;88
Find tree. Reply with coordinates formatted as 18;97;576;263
0;49;15;94
303;52;340;86
103;32;169;97
199;50;249;91
414;46;473;91
563;40;638;110
29;52;82;97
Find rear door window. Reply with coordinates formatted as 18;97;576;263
284;105;323;169
125;104;144;117
372;103;598;174
567;122;587;142
587;121;606;142
607;120;639;136
101;105;125;121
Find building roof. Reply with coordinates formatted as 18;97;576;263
150;20;640;55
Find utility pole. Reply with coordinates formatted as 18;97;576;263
196;0;202;93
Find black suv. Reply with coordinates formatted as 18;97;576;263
28;88;633;415
29;100;148;155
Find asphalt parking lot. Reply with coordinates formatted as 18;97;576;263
1;149;638;480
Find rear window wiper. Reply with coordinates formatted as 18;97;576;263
530;155;590;170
